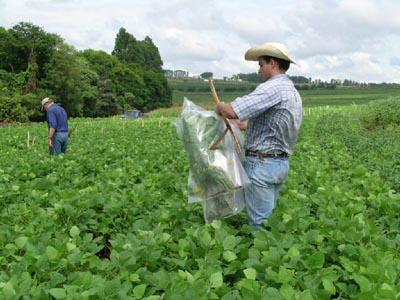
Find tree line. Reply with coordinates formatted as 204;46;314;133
232;72;399;89
0;22;172;123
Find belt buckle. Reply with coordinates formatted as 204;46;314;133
266;151;286;158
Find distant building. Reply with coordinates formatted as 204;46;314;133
173;70;189;78
164;69;173;77
313;79;322;84
164;69;189;78
330;79;342;85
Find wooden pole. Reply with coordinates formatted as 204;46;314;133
208;78;242;153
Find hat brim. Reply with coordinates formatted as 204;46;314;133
41;102;50;111
245;45;297;65
41;98;51;110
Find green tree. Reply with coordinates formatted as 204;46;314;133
143;70;172;111
121;92;143;110
0;95;28;122
200;72;213;79
290;75;310;84
75;56;100;117
18;93;43;121
40;43;82;116
8;22;63;79
80;49;118;79
112;63;145;97
0;70;26;95
81;88;99;117
0;27;16;72
235;72;261;83
0;22;173;121
23;48;39;94
111;28;172;111
141;36;163;72
112;27;145;66
97;78;118;117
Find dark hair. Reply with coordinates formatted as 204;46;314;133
262;55;290;71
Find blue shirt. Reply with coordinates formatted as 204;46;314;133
232;74;302;155
47;103;69;132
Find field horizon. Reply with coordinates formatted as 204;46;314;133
168;78;400;109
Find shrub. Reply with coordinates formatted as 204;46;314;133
0;96;29;122
223;86;237;92
359;97;400;130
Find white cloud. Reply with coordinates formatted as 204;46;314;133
0;0;400;82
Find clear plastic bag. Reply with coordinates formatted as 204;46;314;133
174;98;250;223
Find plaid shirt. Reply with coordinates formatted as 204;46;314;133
232;74;302;155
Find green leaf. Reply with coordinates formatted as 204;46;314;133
15;236;28;249
223;250;237;262
46;246;58;260
129;273;140;282
143;296;162;300
298;289;314;300
322;279;336;295
67;252;82;264
287;246;300;258
66;242;76;252
49;272;67;287
1;282;16;298
243;268;256;280
19;272;32;293
378;283;396;298
306;252;324;269
211;220;222;229
239;279;261;299
133;284;147;297
49;288;66;299
353;274;372;292
70;226;80;238
222;235;236;250
320;268;338;281
199;230;212;248
104;279;121;296
210;272;223;288
161;233;171;242
280;283;294;300
264;287;284;299
278;266;294;284
186;271;195;284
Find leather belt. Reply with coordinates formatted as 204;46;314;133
245;150;288;158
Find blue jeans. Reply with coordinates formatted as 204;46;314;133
244;156;290;230
50;132;69;155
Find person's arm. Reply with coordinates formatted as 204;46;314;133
215;102;238;119
234;119;248;130
215;102;248;130
48;127;55;148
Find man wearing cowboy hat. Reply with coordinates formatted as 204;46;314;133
215;42;303;230
41;97;69;154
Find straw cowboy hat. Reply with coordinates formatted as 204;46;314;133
244;42;297;65
41;97;52;110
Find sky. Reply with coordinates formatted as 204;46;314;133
1;0;400;83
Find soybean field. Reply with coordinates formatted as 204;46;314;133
0;96;399;299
